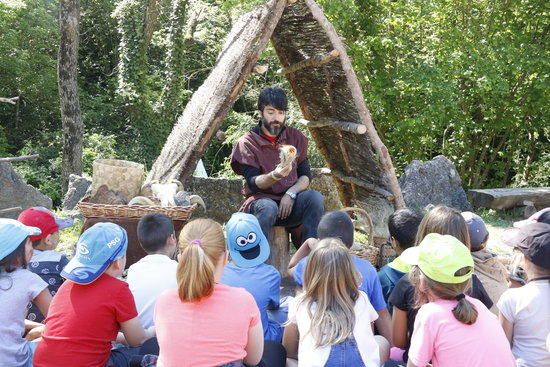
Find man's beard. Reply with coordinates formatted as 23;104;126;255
261;117;284;136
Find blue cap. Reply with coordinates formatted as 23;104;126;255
61;222;128;284
225;213;270;268
0;219;41;260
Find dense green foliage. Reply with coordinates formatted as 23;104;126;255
0;0;548;206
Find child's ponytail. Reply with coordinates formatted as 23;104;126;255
452;293;478;325
176;219;226;302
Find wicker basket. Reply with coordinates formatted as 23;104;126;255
78;198;196;222
343;207;395;269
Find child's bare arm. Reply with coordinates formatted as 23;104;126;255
287;238;319;276
498;312;513;344
392;307;408;348
282;322;299;360
243;322;263;366
374;308;393;345
119;317;154;347
34;288;52;318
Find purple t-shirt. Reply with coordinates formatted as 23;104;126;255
409;296;515;367
293;255;387;312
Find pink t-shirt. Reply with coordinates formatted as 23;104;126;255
154;284;260;367
408;296;515;367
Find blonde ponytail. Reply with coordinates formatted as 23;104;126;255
176;219;226;302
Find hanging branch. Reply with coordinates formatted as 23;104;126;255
0;96;19;105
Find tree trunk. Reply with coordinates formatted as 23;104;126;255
58;0;84;194
146;0;288;182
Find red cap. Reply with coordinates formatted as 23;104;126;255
18;208;59;241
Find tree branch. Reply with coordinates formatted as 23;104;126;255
0;96;19;105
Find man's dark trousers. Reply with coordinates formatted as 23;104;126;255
250;190;324;241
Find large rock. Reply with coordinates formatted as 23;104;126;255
184;168;343;224
399;155;472;212
62;174;92;211
0;162;52;219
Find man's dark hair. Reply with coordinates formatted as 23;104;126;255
137;214;175;253
317;211;354;248
388;208;423;250
257;86;288;112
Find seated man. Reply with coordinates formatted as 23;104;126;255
230;86;324;242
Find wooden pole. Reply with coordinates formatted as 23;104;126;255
300;118;367;134
280;49;339;75
0;154;39;163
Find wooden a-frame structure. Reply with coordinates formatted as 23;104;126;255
146;0;404;239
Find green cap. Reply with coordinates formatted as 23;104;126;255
406;233;474;284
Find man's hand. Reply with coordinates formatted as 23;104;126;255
273;163;292;179
278;193;294;219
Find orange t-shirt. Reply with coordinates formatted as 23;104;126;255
154;284;260;367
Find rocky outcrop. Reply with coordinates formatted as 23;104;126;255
62;174;92;211
0;162;52;219
399;155;472;212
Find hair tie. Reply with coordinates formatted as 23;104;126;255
455;293;465;301
190;239;202;246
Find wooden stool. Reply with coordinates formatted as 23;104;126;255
267;226;291;276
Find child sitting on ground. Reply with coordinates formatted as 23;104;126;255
33;222;154;367
378;209;423;312
389;205;493;363
461;211;508;314
18;207;73;322
127;213;178;329
498;222;550;367
288;210;392;343
221;212;284;342
406;233;514;367
284;238;390;367
0;219;52;367
154;218;286;367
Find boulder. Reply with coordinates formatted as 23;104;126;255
183;168;343;224
0;162;52;219
399;155;472;212
62;174;92;211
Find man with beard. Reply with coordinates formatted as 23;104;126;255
230;86;324;245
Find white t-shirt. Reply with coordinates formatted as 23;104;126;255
126;254;178;329
497;280;550;367
0;268;47;366
288;291;380;367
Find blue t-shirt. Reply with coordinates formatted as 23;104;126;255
293;255;387;312
378;264;406;313
221;263;282;341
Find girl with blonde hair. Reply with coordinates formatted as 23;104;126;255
283;238;389;367
154;218;264;367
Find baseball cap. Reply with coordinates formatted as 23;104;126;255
404;233;474;284
503;222;550;270
225;212;270;268
61;222;128;284
512;207;550;228
0;218;42;260
461;211;489;249
18;207;74;241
